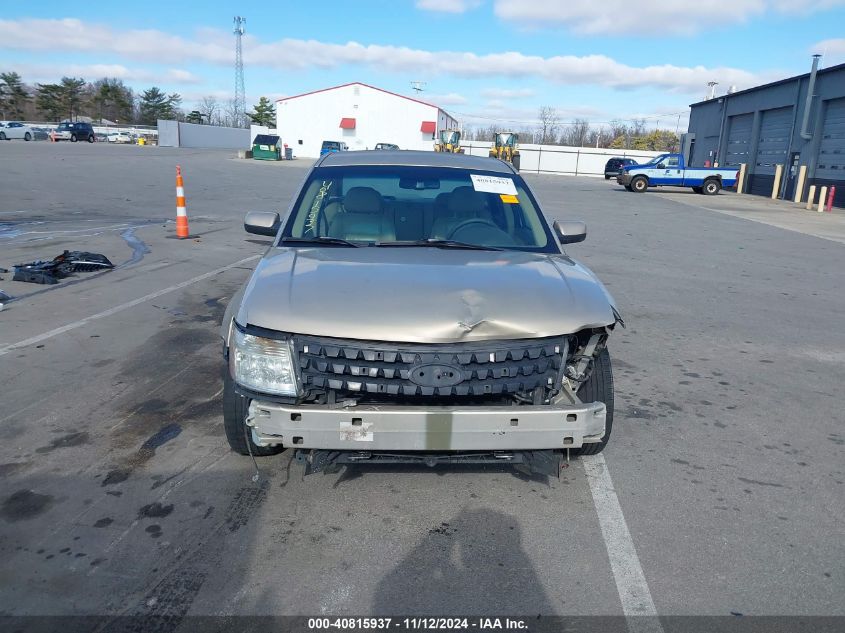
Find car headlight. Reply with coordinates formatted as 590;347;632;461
231;328;298;396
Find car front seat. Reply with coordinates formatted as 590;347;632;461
329;187;395;242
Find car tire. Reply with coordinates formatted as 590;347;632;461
70;134;78;142
24;132;32;141
88;134;95;143
512;154;520;172
604;175;611;180
0;132;6;140
702;178;721;195
223;370;285;457
631;176;648;192
573;347;614;456
624;185;633;191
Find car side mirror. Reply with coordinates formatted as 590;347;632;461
244;211;280;236
553;220;586;244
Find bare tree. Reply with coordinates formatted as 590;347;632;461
222;98;244;128
198;95;219;125
537;107;559;145
560;118;591;147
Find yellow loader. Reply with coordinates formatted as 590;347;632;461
434;129;464;153
489;132;520;172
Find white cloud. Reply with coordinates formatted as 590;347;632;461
811;38;845;60
480;87;535;99
494;0;845;35
0;18;774;94
422;92;468;105
6;61;201;85
416;0;482;13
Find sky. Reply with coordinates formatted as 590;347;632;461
2;0;845;132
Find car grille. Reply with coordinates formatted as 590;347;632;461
293;334;568;398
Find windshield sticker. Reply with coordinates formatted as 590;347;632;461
500;194;519;204
305;180;332;235
470;174;518;196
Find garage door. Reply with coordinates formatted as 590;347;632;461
816;98;845;180
724;113;752;168
754;106;793;175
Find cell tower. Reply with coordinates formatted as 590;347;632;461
233;16;246;127
410;81;427;94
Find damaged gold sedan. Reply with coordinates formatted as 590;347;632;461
221;151;623;476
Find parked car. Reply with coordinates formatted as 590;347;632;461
320;140;348;155
52;122;96;143
603;157;637;179
107;131;133;144
374;143;399;150
220;150;623;476
31;127;50;141
0;121;35;141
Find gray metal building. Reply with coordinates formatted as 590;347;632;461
685;59;845;207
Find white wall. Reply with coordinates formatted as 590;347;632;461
276;84;446;158
460;142;664;177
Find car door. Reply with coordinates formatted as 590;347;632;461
660;155;683;185
7;122;23;139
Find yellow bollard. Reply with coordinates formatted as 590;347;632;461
771;164;783;199
817;186;827;213
805;185;816;210
737;163;747;194
793;165;806;203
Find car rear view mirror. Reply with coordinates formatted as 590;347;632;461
553;220;587;244
244;211;280;236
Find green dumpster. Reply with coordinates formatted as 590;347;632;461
252;134;282;161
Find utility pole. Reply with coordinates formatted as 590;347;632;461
233;16;246;128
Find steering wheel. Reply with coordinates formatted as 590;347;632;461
446;218;503;240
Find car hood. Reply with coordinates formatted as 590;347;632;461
234;247;617;343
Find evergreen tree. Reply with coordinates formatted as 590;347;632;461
138;87;182;124
0;72;29;119
249;96;276;127
35;83;65;121
92;78;133;122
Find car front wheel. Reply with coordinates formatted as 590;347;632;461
24;132;32;141
573;348;614;456
631;176;648;192
70;134;78;142
223;370;285;457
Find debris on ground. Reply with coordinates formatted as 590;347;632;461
13;251;114;285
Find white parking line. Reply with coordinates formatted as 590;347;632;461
0;255;260;357
583;454;663;630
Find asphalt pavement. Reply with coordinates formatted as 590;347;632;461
0;143;842;624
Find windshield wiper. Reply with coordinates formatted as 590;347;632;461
375;239;503;251
280;236;360;247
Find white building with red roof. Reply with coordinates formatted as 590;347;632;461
275;82;459;158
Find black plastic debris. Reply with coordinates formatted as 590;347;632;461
13;251;114;285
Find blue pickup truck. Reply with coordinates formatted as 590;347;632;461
617;153;738;195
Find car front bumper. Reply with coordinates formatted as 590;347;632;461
246;400;606;450
616;172;633;185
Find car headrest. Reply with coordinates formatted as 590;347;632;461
447;186;486;216
343;187;383;214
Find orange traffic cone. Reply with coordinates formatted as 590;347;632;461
175;165;189;239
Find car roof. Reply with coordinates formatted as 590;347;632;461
318;150;515;173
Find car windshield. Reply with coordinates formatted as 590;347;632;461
57;123;71;130
281;165;556;252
